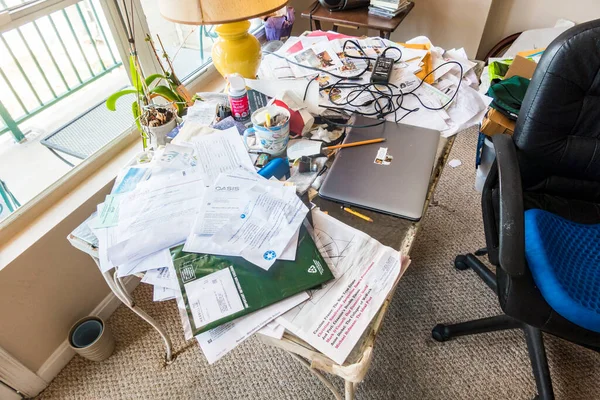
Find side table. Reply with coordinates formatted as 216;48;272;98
301;1;415;39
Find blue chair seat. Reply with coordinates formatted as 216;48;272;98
525;209;600;333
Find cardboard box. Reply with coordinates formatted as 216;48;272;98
504;55;537;80
481;108;516;136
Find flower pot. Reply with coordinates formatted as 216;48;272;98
144;117;177;147
68;316;115;362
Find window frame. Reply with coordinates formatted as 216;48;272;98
0;0;266;240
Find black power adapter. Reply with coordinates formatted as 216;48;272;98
370;56;394;84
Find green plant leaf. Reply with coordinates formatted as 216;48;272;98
132;100;143;131
132;100;146;149
129;54;143;92
106;87;137;111
150;85;184;116
145;73;165;87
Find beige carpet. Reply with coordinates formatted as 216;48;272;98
37;128;600;400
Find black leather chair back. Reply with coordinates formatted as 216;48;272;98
488;20;600;346
513;20;600;207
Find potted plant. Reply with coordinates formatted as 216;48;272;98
105;1;191;149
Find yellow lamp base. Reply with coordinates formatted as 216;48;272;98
211;21;261;79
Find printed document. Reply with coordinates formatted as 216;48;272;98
107;171;205;265
195;292;308;364
192;127;255;185
277;210;403;364
210;184;308;270
141;265;179;290
184;171;299;260
185;268;246;329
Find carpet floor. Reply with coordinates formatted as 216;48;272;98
37;128;600;400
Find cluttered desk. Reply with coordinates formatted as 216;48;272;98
68;30;490;400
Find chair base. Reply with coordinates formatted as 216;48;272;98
433;253;555;400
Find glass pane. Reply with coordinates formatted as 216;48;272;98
139;0;264;82
0;0;129;223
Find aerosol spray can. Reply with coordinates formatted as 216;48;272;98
228;74;250;123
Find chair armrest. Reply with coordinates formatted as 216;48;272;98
492;134;526;277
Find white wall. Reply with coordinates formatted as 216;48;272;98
478;0;600;58
0;184;112;372
288;0;493;58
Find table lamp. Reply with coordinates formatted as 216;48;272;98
158;0;288;79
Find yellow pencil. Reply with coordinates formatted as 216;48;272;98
343;207;373;222
323;138;385;151
264;112;271;127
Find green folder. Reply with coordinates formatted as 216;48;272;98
171;226;334;335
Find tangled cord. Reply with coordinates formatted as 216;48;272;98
264;40;464;128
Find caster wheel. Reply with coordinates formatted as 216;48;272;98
454;255;469;271
474;247;488;256
432;324;451;342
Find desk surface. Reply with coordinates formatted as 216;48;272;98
261;135;454;383
301;1;415;33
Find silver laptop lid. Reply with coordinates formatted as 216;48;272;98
318;115;440;221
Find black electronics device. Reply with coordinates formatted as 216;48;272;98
370;57;394;84
318;0;370;11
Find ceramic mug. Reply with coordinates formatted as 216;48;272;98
243;105;290;155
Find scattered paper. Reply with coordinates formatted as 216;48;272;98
257;321;286;340
184;171;299;261
277;210;403;365
153;285;177;302
186;100;217;126
195;292;308;364
192;127;255;186
107;171;205;266
141;266;179;290
94;195;121;228
448;159;462;168
116;249;172;278
287;139;322;160
112;166;151;195
210;184;308;270
185;267;246;329
157;143;195;170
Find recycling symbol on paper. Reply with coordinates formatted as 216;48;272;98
307;265;317;274
263;250;277;260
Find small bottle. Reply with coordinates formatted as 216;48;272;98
228;74;250;123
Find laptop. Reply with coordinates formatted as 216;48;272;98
318;115;441;221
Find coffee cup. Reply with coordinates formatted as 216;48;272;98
243;105;290;155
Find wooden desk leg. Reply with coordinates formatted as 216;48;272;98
380;30;391;39
344;380;356;400
314;19;322;30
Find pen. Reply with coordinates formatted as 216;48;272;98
323;138;385;151
342;206;373;222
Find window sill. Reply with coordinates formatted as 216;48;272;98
0;66;225;269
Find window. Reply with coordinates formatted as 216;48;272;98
0;0;129;221
0;0;264;224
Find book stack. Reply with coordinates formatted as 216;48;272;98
368;0;410;19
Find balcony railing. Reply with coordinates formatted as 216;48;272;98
0;0;122;141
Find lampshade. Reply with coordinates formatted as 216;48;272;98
158;0;288;25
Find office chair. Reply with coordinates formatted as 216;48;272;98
431;20;600;400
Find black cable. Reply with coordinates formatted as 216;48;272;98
264;39;465;128
303;75;319;101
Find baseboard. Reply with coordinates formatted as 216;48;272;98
36;276;140;383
